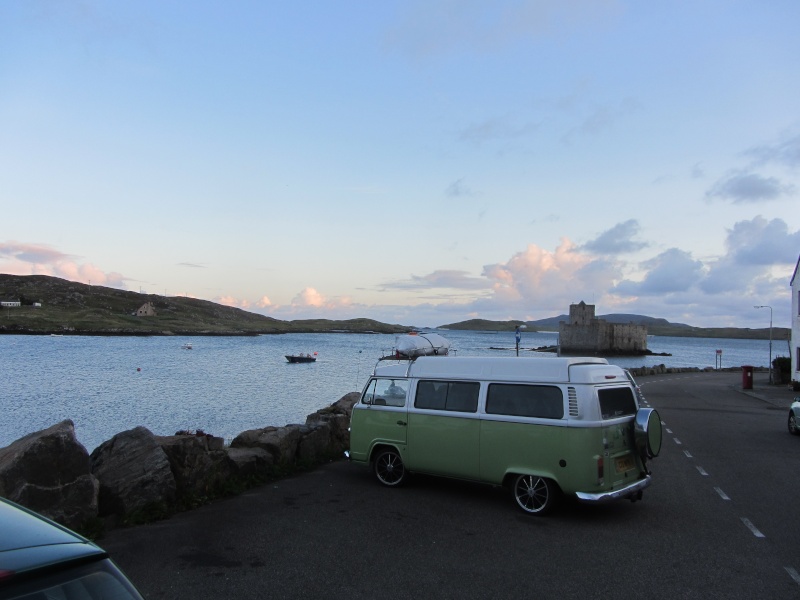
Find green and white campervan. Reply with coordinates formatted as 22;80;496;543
348;356;661;515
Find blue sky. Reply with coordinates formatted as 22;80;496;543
1;1;798;329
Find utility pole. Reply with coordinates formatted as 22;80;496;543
515;324;526;357
754;305;773;384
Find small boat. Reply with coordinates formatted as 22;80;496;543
181;343;193;350
286;352;317;363
392;332;450;359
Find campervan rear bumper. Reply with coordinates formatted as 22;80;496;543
575;475;651;503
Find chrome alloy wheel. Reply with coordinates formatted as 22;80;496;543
512;474;555;515
373;449;406;486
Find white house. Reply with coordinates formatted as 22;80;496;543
791;254;800;386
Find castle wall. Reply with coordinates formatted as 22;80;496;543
559;302;647;354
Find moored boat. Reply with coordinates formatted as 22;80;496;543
286;353;317;363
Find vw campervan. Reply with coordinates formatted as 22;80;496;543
348;356;661;515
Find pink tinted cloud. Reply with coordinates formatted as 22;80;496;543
291;287;353;310
215;296;252;309
482;238;621;310
0;241;126;287
256;296;273;308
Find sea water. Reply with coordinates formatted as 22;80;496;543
0;330;776;451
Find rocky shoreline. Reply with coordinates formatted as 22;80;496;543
0;364;763;536
0;392;359;534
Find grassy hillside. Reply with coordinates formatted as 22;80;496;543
0;275;409;335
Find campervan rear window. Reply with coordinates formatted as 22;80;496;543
415;380;480;413
597;387;637;418
485;384;564;419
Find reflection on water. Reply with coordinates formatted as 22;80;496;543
0;330;774;451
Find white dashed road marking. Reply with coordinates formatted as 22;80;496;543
740;518;765;538
785;567;800;586
696;466;708;476
714;487;730;500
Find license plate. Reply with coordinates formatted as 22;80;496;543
615;455;635;473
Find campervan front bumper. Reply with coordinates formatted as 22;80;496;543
575;475;651;503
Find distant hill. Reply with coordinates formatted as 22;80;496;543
440;314;789;341
0;274;409;335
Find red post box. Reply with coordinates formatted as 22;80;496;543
742;365;754;390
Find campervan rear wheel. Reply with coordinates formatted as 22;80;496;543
512;474;555;515
373;448;406;486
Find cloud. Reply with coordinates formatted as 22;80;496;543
723;216;800;266
382;270;492;291
581;219;648;255
580;99;639;135
614;249;704;296
216;295;250;309
603;216;796;320
0;241;126;287
178;262;207;268
293;287;326;307
213;295;275;312
706;171;796;203
289;287;355;312
700;216;800;294
745;132;800;170
481;238;621;310
445;178;474;198
256;296;273;308
457;117;538;145
0;241;74;264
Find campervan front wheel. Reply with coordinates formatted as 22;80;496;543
373;448;407;487
512;474;556;515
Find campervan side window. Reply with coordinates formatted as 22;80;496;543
415;380;480;413
486;384;564;419
597;387;637;418
362;378;408;407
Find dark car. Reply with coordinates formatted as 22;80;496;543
0;497;144;600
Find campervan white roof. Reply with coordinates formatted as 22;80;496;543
373;356;622;384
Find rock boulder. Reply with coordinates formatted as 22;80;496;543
305;392;359;455
156;433;233;499
0;420;98;529
90;426;176;519
230;425;303;464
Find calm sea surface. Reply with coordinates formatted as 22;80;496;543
0;330;778;452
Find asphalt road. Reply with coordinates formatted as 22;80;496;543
101;372;800;599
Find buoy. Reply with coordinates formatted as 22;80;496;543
137;367;141;372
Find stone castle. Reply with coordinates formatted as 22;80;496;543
559;301;647;355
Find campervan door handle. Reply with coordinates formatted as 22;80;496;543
397;420;407;426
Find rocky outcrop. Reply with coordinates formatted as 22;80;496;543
0;394;359;529
231;426;303;464
156;433;232;499
226;447;273;478
305;392;359;445
90;426;176;518
0;420;98;530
